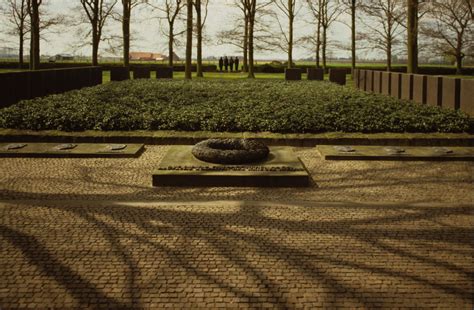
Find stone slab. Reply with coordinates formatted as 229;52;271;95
307;68;324;80
460;79;474;117
156;67;173;79
329;69;346;85
353;69;359;87
365;70;373;92
373;71;382;94
413;74;427;104
153;146;310;187
316;145;474;161
0;143;144;158
358;70;366;90
426;76;443;107
285;68;302;81
390;72;402;99
401;73;413;100
110;67;130;81
133;67;151;79
441;77;460;110
381;72;391;95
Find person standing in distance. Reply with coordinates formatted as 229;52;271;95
224;56;229;71
218;57;223;72
229;57;234;72
235;57;240;72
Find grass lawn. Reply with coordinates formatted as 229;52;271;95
0;79;469;133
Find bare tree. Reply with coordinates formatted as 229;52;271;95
306;0;341;69
422;0;473;74
121;0;142;67
1;0;29;67
185;0;192;79
147;0;186;67
338;0;357;70
216;0;273;73
406;0;418;73
194;0;209;77
27;0;41;70
80;0;118;66
273;0;299;68
358;0;405;71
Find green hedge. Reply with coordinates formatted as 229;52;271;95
0;79;470;133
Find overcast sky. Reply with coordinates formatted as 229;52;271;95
2;0;355;60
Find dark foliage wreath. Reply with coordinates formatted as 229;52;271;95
192;139;270;164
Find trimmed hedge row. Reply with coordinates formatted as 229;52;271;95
0;67;102;108
0;79;470;133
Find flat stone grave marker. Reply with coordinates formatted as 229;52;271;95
0;143;144;158
316;145;474;161
153;146;310;187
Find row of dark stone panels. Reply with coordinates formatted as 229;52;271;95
0;67;102;108
111;66;348;86
354;69;473;117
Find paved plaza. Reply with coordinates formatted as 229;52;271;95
1;146;473;308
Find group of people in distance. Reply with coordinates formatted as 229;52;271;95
219;56;240;72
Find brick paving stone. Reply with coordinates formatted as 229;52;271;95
0;146;473;309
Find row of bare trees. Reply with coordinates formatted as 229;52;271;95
1;0;472;74
1;0;63;70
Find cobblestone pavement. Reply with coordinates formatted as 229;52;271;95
0;146;473;309
1;146;473;203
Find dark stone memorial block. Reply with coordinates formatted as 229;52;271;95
390;72;402;99
29;71;44;98
460;79;474;117
441;77;460;110
307;68;324;80
156;67;173;79
373;71;382;94
92;67;103;85
110;67;130;81
426;76;443;107
413;74;427;104
133;67;151;79
401;74;413;100
329;69;346;85
357;70;365;89
365;70;374;92
0;73;13;108
353;69;359;87
285;68;302;80
381;72;391;95
54;69;67;93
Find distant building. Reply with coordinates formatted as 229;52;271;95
130;52;180;62
49;54;74;62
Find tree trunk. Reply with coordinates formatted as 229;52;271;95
248;1;256;79
30;0;41;70
243;14;249;72
407;0;418;73
322;25;327;70
185;0;193;79
122;1;130;67
288;0;293;69
387;43;392;72
195;0;203;77
168;24;174;67
316;10;321;68
19;32;24;68
92;23;99;66
351;0;356;70
455;55;462;75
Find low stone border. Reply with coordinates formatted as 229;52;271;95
0;129;472;147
